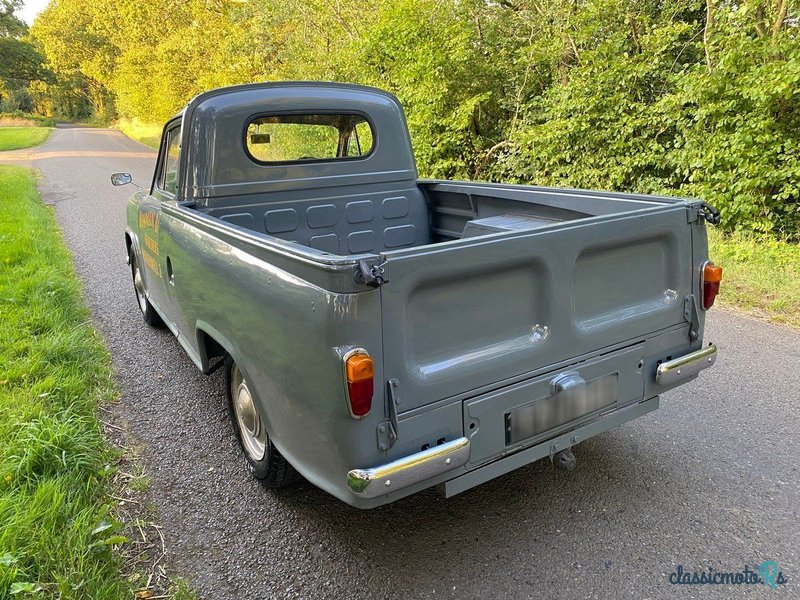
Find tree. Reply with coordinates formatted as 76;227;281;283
0;0;48;111
0;0;25;37
22;0;800;237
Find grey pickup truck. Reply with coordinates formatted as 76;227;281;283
114;82;722;508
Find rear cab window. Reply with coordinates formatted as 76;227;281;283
245;114;374;164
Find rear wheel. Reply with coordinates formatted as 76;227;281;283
130;251;164;327
225;356;300;488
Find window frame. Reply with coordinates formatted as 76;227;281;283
153;120;182;198
242;110;377;167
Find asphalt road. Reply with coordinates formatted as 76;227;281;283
3;124;798;599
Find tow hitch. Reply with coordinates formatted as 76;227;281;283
552;447;577;471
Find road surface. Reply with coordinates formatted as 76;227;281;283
3;124;798;599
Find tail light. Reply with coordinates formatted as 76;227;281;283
344;350;373;418
702;261;723;309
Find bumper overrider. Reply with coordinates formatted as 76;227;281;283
347;344;717;499
656;343;717;386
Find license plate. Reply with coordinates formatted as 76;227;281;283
505;374;618;445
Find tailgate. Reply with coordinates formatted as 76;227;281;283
379;205;693;413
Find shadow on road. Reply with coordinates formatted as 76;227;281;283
256;427;698;588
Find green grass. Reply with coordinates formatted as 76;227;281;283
708;228;800;329
116;118;161;149
0;166;131;598
0;128;52;152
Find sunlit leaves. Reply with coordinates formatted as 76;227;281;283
25;0;800;237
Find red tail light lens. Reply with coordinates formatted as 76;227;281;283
702;262;723;309
345;351;373;418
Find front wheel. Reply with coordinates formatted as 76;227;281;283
130;251;164;327
225;356;300;488
130;250;164;327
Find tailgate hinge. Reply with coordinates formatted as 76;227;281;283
688;202;721;226
354;259;387;288
377;379;400;451
684;295;700;341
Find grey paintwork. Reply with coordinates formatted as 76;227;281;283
124;82;716;508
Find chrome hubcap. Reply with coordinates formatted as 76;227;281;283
231;364;266;461
132;258;148;313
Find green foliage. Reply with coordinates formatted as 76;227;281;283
495;1;699;190
493;0;800;239
671;24;800;237
0;0;25;37
18;0;800;237
169;578;197;600
28;0;115;121
0;88;33;114
708;227;800;328
0;0;49;117
0;166;132;598
0;37;47;83
115;117;161;149
352;0;508;178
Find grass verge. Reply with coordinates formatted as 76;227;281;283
708;228;800;329
0;166;134;598
0;166;196;600
115;118;161;149
0;128;52;152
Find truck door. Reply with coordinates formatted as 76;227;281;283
139;121;182;328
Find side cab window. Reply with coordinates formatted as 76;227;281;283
156;124;182;196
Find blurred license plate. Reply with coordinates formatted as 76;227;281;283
505;374;617;445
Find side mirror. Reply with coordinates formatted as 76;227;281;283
111;172;133;186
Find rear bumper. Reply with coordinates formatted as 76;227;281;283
656;343;717;386
346;437;470;498
344;343;717;504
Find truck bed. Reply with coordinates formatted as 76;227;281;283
195;180;682;256
186;180;702;418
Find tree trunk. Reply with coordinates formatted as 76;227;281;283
703;0;714;73
772;0;787;37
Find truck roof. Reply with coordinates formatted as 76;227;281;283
173;81;418;201
178;81;405;117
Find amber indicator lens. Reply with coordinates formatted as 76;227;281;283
702;262;723;309
346;353;373;418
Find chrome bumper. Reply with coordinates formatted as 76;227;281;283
346;437;470;498
656;343;717;386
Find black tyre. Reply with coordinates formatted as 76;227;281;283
130;251;164;327
224;355;300;488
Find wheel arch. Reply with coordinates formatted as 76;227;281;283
124;231;133;263
195;321;235;374
195;322;285;447
197;329;226;373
